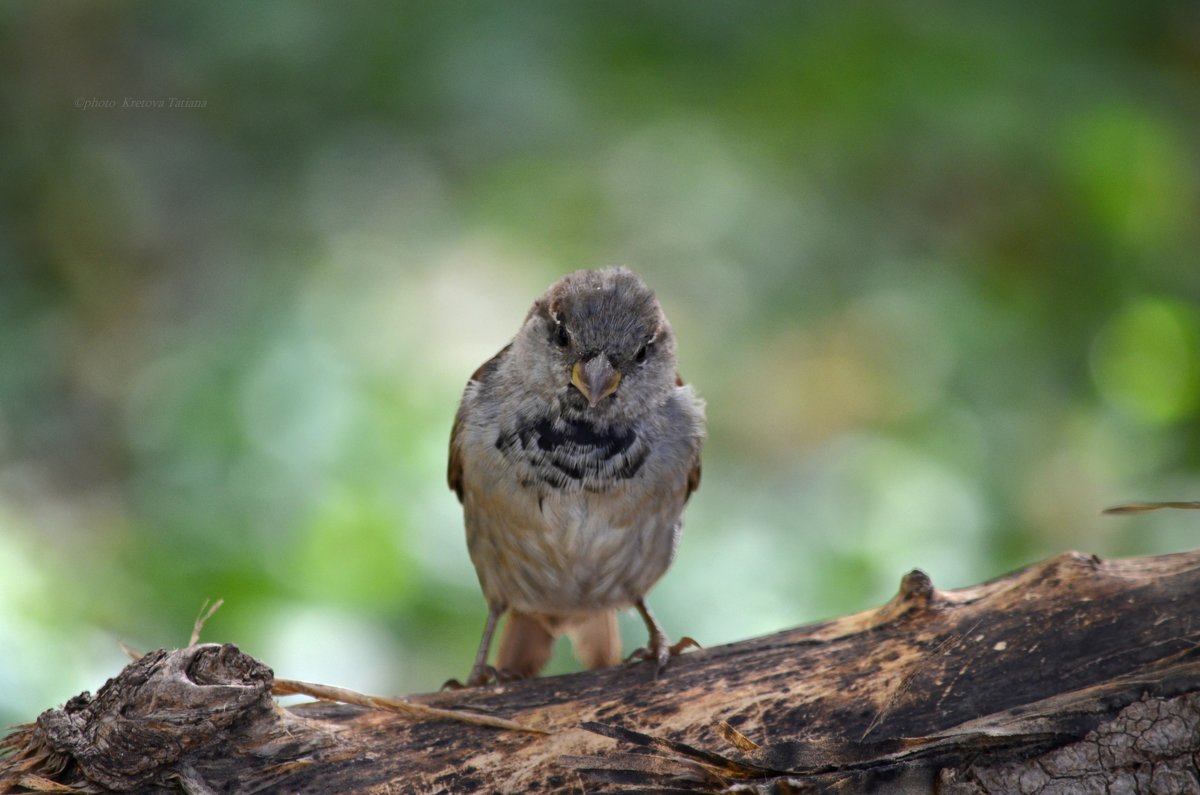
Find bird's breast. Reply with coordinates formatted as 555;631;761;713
467;484;681;614
463;415;683;613
494;413;649;491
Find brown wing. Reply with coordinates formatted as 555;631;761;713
685;458;702;503
448;344;512;503
676;371;702;504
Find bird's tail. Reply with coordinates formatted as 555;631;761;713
497;610;621;678
568;609;622;669
497;611;556;679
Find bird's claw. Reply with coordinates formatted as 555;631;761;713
669;635;701;655
441;664;497;690
626;634;701;676
441;664;525;690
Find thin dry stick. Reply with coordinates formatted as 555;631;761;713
118;598;224;661
716;720;759;752
271;678;549;735
1103;501;1200;515
12;773;85;793
190;598;225;646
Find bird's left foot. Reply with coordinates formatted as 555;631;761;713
626;633;701;676
441;665;527;690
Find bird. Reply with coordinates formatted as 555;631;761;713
447;266;705;686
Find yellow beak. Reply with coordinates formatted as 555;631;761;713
571;356;622;407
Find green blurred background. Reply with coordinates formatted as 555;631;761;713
2;2;1199;725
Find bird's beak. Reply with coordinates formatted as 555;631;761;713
571;354;622;407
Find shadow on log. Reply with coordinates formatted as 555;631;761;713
3;550;1199;793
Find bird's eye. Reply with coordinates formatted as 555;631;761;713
635;342;651;364
552;321;570;348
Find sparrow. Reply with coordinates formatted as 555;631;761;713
448;266;705;686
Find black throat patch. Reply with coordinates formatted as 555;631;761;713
496;414;648;488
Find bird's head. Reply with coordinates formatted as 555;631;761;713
512;267;678;421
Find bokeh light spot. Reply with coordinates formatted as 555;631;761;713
1060;106;1195;251
1091;298;1200;424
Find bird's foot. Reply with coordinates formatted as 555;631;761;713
626;634;701;676
441;665;526;690
441;663;497;690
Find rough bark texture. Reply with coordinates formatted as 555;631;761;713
2;550;1199;794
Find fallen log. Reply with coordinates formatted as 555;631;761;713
3;549;1199;793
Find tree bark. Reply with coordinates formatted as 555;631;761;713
3;549;1199;793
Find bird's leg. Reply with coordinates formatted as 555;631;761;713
443;603;505;689
627;598;699;676
467;603;504;685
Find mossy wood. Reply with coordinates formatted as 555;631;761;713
3;550;1199;793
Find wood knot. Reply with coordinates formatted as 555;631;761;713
187;642;274;687
27;644;275;791
868;569;941;628
898;569;934;602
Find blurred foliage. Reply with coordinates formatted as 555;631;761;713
1;1;1199;726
